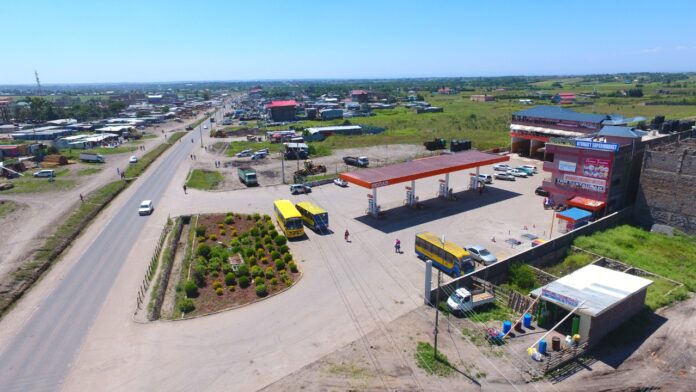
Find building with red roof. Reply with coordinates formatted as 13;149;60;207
350;90;370;103
266;100;297;122
551;92;577;104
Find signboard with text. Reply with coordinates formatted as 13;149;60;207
558;160;577;173
542;288;580;307
575;140;619;151
556;174;607;192
583;158;610;179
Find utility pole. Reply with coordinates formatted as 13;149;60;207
199;120;204;148
433;269;442;359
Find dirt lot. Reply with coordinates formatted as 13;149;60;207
263;296;696;392
190;141;430;190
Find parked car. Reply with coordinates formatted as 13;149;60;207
290;184;311;194
255;148;269;154
495;172;516;181
478;174;493;184
33;169;55;178
251;153;266;160
493;164;510;172
507;169;528;178
129;156;138;164
466;245;498;265
516;166;535;175
333;178;348;187
535;186;550;197
521;164;538;174
203;125;208;129
138;200;154;216
235;149;253;158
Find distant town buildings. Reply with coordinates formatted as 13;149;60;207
551;92;577;104
470;94;495;102
266;100;297;122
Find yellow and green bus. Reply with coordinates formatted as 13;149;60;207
273;200;305;239
414;232;474;277
295;201;329;232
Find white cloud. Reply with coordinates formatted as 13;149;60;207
639;46;664;54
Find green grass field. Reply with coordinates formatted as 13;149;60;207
0;200;22;219
186;169;223;190
61;146;137;160
414;341;453;377
3;176;76;194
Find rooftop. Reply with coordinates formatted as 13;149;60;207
340;150;509;189
530;264;652;317
598;126;648;139
513;105;609;124
266;100;297;109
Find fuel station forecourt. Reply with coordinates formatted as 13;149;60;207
339;150;510;216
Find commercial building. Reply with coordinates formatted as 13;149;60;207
318;108;343;120
470;94;494;102
350;90;370;103
266;100;297;122
530;264;651;347
541;126;648;215
551;92;576;104
510;105;615;158
12;128;75;141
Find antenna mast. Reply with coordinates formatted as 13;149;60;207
35;70;43;96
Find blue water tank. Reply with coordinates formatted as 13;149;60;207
538;339;547;355
523;313;532;328
503;320;512;334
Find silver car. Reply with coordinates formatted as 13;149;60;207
466;245;498;265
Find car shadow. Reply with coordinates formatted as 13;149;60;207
354;186;522;233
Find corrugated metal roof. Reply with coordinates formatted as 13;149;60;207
340;150;509;189
514;105;609;124
556;207;592;221
266;100;297;109
598;126;648;139
530;265;652;317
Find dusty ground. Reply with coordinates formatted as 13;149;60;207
263;296;696;392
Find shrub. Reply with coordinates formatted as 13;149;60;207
209;234;218;241
215;287;224;296
197;244;211;259
255;242;264;250
289;262;298;273
224;215;234;225
271;250;281;260
254;276;265;286
253;213;261;221
256;248;265;258
184;279;199;297
279;244;289;253
195;226;206;237
230;239;240;247
259;229;268;237
509;263;538;291
283;253;293;263
264;214;271;221
178;298;195;313
275;259;286;271
196;236;205;243
240;236;251;245
274;235;287;246
218;223;224;229
229;286;235;292
256;284;267;297
238;275;250;288
193;265;207;287
251;265;263;278
225;272;236;286
212;280;223;290
271;277;279;285
250;227;259;237
236;264;249;276
230;229;237;237
220;229;226;236
246;214;252;220
259;256;268;265
244;248;255;258
265;267;275;279
263;235;273;245
285;279;292;287
269;230;278;239
247;256;257;266
231;245;241;254
222;263;233;274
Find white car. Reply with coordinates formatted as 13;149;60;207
236;149;253;158
138;200;154;216
333;178;348;187
465;245;498;265
493;164;510;171
250;153;266;160
203;125;208;129
129;156;138;164
507;169;528;178
33;169;55;178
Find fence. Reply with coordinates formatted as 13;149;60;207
543;341;590;374
135;219;171;315
148;217;185;321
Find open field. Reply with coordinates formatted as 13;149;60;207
0;200;22;219
62;146;137;160
186;169;223;190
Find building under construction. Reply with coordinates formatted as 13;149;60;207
635;136;696;235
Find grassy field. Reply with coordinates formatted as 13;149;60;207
61;146;137;160
0;200;22;219
414;341;453;377
556;225;695;310
77;167;102;176
3;176;76;194
186;169;223;190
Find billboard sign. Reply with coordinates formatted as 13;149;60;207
542;288;580;307
558;160;577;173
556;174;607;192
575;140;619;151
583;158;610;179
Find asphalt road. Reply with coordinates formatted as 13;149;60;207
0;116;211;391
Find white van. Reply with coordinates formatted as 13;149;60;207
478;174;493;184
33;169;55;178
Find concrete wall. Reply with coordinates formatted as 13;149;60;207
429;207;634;303
588;288;647;346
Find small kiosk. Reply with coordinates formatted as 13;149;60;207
555;207;592;234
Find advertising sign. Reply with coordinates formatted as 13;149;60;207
575;140;619;151
558;160;577;173
583;158;610;179
542;288;579;307
556;174;607;192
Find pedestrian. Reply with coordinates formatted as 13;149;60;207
394;238;401;253
344;229;350;242
183;184;187;194
79;193;84;203
116;167;120;175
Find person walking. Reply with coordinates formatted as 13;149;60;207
394;238;401;253
79;193;84;203
344;229;350;242
183;184;187;194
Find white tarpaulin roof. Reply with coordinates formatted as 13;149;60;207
530;264;652;317
510;124;586;138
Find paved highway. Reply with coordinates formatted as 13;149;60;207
0;115;211;391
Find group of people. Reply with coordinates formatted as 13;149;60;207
343;229;402;253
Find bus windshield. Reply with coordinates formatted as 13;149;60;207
286;218;303;230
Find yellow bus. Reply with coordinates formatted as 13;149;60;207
414;232;474;277
295;201;329;232
273;200;305;239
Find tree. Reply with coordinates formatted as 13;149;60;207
202;91;211;100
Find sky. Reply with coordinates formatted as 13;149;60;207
3;0;696;84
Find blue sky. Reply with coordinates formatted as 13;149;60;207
4;0;696;84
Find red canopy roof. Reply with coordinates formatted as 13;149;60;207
266;100;297;109
566;196;605;212
340;150;509;189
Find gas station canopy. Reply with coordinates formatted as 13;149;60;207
339;150;509;189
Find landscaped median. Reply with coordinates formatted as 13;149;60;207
0;132;186;320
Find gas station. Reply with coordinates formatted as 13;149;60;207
339;150;510;217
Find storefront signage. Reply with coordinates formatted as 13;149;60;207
575;140;619;151
558;160;577;173
371;181;389;188
583;158;610;179
556;174;606;192
542;288;579;307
